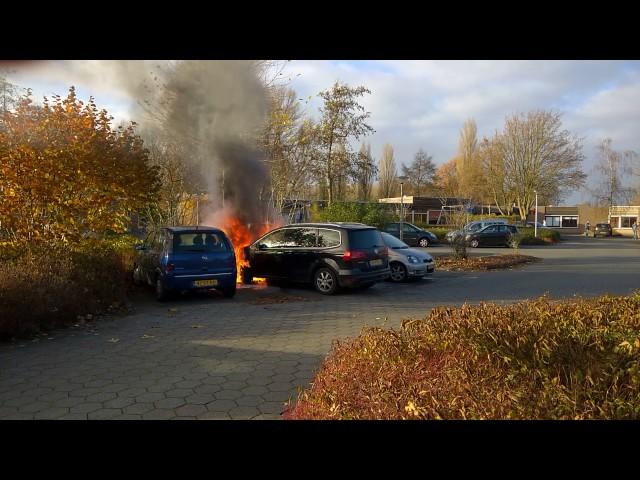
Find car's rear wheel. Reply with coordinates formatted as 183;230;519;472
389;262;408;282
313;267;338;295
156;277;169;302
220;284;236;298
470;239;480;248
418;237;429;248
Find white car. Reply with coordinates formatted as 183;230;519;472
381;232;435;282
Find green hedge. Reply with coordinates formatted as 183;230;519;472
310;202;393;230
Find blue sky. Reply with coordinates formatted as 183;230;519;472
7;60;640;205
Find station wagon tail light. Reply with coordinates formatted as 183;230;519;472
381;247;389;257
343;250;368;262
165;263;175;273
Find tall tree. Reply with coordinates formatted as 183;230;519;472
496;110;586;221
261;86;318;214
353;142;377;200
435;158;459;198
479;135;512;215
315;82;374;203
590;138;637;207
378;143;397;198
401;148;436;196
455;118;483;200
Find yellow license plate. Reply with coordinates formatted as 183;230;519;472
195;279;218;287
370;259;383;267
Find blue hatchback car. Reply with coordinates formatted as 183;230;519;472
133;226;237;301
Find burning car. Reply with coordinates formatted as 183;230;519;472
133;226;237;301
240;223;391;295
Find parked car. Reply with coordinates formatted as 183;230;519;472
593;223;613;237
526;221;546;229
465;224;519;248
380;232;435;282
241;223;390;295
133;226;237;301
383;222;439;247
446;219;508;243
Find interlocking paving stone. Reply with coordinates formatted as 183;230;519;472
198;411;231;420
142;409;176;420
165;388;193;398
86;392;117;403
33;407;69;419
68;403;103;414
206;399;238;412
154;397;186;409
123;403;155;415
175;404;207;417
4;240;640;420
87;409;122;420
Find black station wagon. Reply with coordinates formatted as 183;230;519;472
241;223;390;295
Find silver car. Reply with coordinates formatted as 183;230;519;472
381;231;435;282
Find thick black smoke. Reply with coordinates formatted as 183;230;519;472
27;60;278;227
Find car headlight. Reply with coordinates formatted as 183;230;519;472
406;255;420;264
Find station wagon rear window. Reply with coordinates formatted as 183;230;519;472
348;229;384;248
173;232;229;252
317;229;340;248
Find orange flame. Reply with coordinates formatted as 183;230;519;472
219;214;283;284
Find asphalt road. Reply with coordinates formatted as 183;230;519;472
0;235;638;420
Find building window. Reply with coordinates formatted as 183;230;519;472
610;216;619;228
620;216;638;228
545;216;561;227
561;216;578;228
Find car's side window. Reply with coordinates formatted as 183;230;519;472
282;228;317;248
317;229;341;248
260;230;287;248
403;224;417;233
484;225;498;233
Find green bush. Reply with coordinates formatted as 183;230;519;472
414;226;453;241
0;236;138;339
285;293;640;419
518;227;560;243
311;202;392;229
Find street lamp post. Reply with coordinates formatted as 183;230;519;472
398;176;408;241
534;190;538;238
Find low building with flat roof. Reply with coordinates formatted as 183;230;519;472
609;206;640;237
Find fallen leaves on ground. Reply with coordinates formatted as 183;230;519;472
436;254;540;271
248;294;310;305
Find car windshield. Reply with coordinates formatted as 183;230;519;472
173;232;229;252
348;229;384;248
381;232;409;249
596;224;609;228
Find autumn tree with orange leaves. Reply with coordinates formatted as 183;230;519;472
0;87;159;243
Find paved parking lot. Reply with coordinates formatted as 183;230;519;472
0;235;638;420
